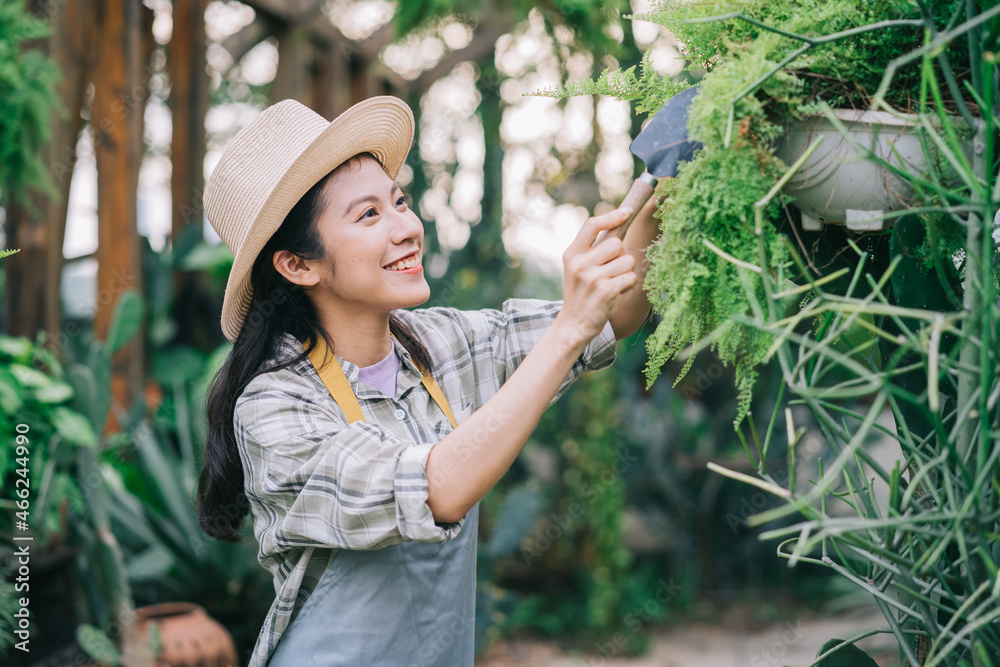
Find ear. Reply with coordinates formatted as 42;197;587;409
273;250;321;287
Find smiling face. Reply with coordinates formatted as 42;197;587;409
309;154;430;318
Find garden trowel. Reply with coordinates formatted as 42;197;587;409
604;86;702;241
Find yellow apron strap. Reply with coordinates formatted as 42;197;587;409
307;341;366;424
307;336;457;429
420;372;457;429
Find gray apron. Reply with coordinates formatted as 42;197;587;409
268;505;479;666
269;340;478;666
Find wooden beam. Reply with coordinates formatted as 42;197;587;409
91;0;147;411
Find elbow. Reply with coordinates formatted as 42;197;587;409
611;306;652;341
427;495;467;525
611;317;639;341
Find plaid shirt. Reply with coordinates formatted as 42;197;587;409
236;299;617;666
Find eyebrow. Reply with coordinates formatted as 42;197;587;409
342;182;402;217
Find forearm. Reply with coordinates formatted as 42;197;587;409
609;194;659;339
424;319;585;524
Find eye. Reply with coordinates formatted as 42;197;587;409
359;206;379;220
396;193;411;209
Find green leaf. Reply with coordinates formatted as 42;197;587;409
32;382;74;404
75;623;122;666
177;241;233;271
86;343;112;431
0;373;24;413
0;336;32;361
106;289;144;353
151;346;205;386
50;406;98;447
67;364;102;434
125;545;174;581
485;484;543;558
816;639;879;667
132;423;200;546
10;363;52;388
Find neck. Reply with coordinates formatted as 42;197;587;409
317;307;393;368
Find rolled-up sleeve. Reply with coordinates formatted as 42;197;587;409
235;372;464;555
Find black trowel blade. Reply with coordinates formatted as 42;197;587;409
630;86;703;178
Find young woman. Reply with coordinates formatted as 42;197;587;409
197;96;660;667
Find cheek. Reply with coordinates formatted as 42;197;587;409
327;232;389;276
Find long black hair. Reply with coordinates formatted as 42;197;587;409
198;155;432;543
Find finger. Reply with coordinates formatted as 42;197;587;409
567;207;633;254
610;271;638;296
586;253;636;281
580;235;627;267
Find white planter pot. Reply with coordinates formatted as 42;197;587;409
775;109;928;232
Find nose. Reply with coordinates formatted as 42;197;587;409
389;207;423;246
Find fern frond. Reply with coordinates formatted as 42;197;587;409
531;52;691;118
0;249;20;260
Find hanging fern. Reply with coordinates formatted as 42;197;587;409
0;249;20;259
532;0;968;423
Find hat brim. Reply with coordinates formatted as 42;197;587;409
217;97;414;343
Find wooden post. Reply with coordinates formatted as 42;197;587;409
167;0;208;346
274;23;310;103
91;0;147;413
309;40;335;119
168;0;207;237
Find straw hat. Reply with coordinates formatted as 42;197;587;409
204;96;415;342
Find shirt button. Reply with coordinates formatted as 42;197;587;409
394;408;406;420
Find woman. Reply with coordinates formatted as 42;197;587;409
197;96;660;667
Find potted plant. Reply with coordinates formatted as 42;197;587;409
541;0;974;415
543;0;998;664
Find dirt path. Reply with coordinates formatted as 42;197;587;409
476;603;897;667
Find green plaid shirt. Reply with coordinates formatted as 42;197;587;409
236;299;617;666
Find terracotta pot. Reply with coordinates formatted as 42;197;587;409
135;602;238;667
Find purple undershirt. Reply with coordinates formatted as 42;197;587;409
357;347;399;399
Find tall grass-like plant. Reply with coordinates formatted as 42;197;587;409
542;0;998;663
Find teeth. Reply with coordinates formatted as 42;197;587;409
387;256;420;271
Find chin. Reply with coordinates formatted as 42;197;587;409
396;284;431;310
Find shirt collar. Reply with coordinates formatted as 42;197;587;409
280;332;424;401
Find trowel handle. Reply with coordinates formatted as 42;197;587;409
604;172;658;242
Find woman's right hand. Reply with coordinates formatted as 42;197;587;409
554;207;638;354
